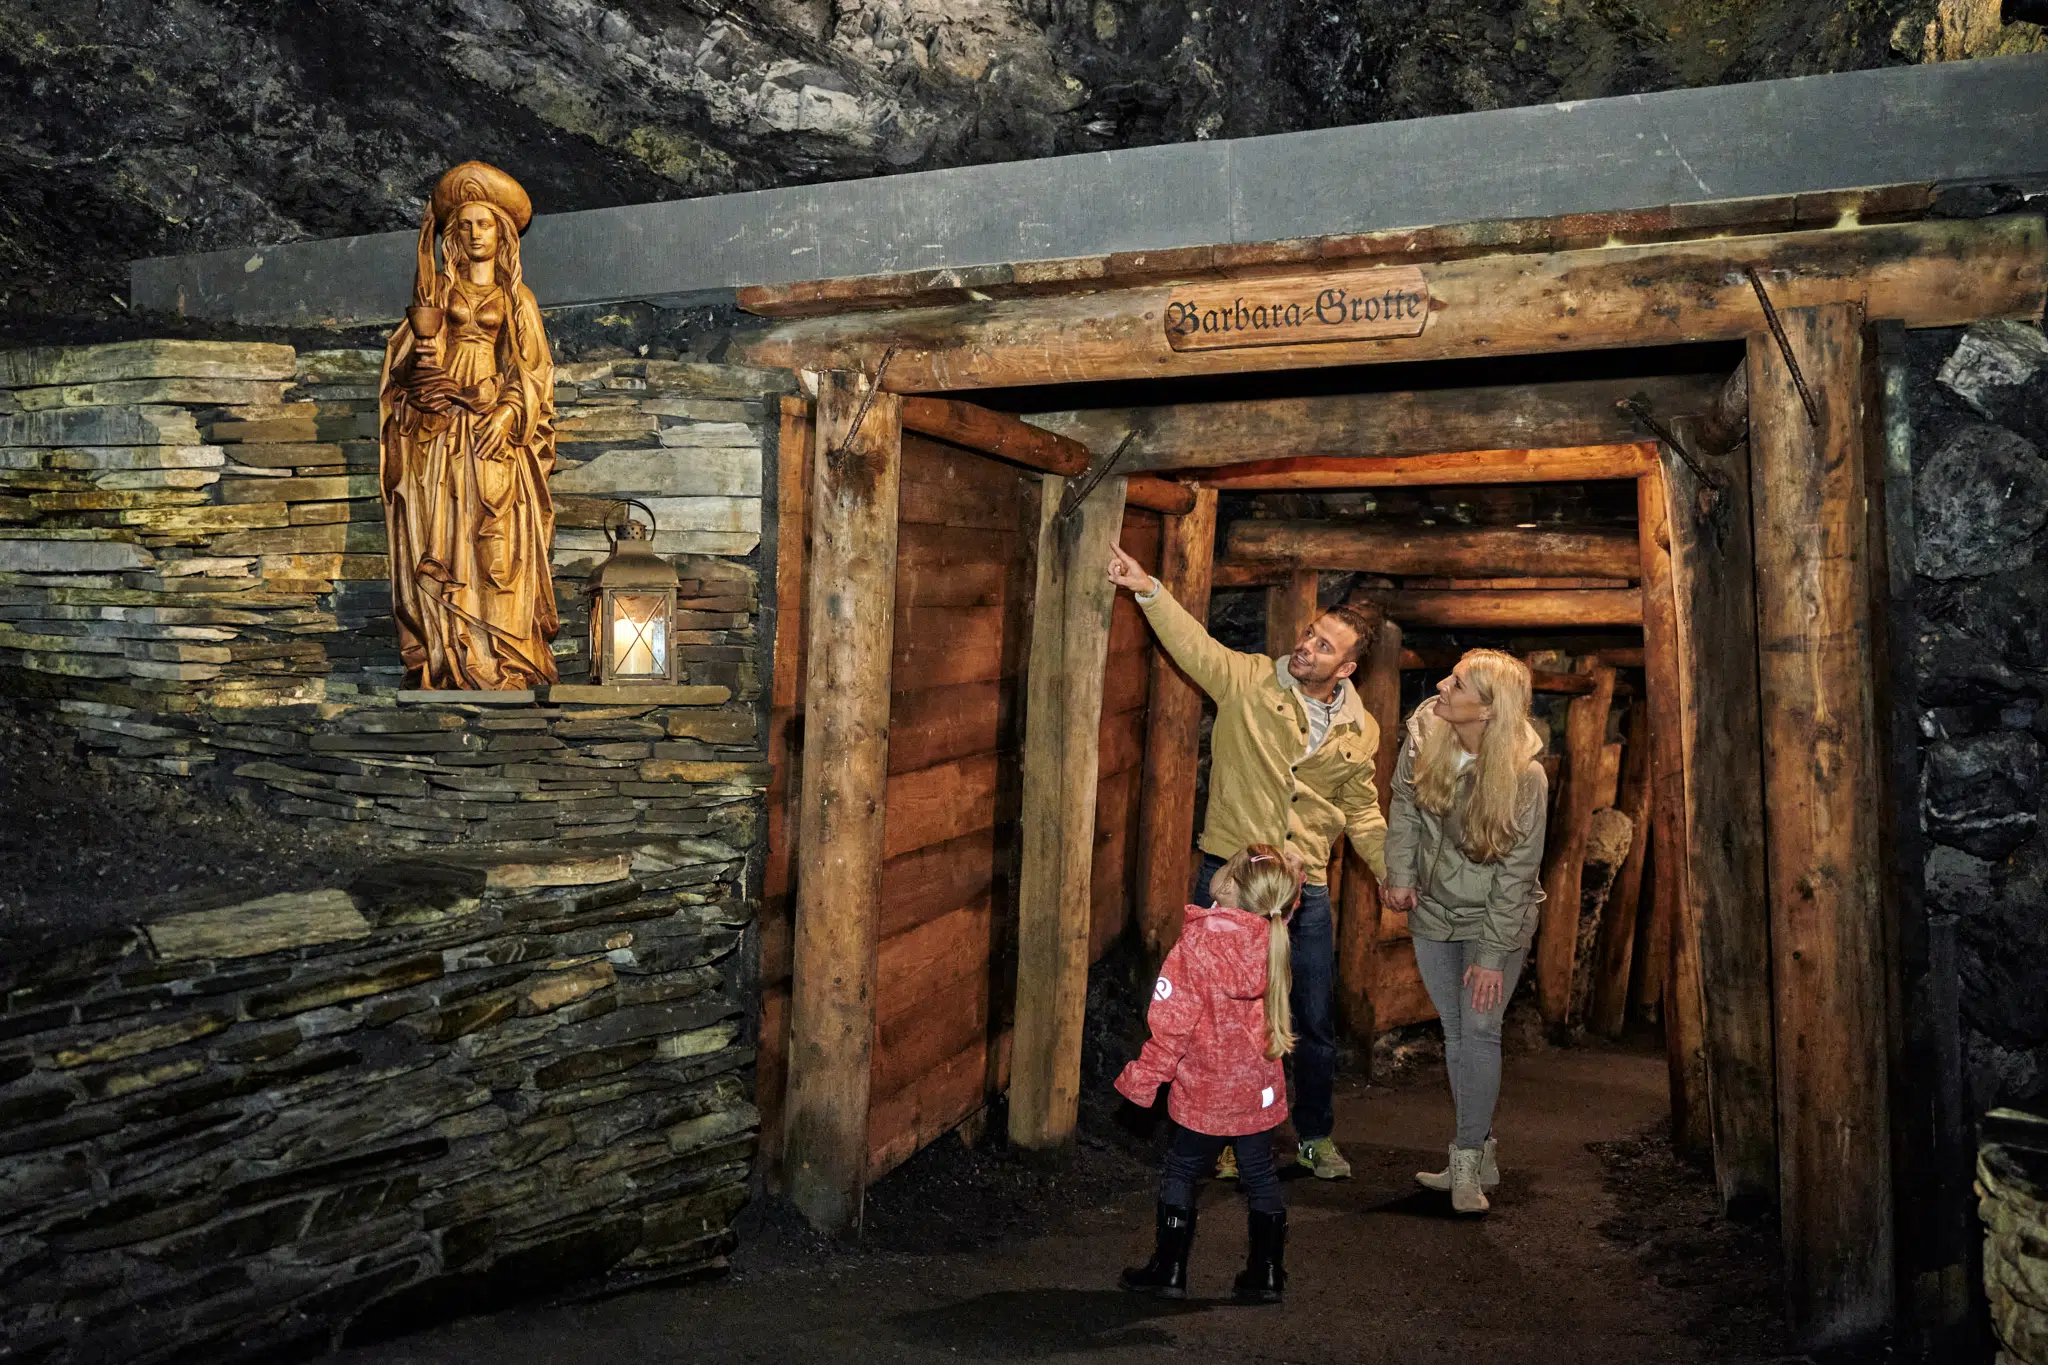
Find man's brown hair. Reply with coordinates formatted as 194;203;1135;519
1321;601;1383;665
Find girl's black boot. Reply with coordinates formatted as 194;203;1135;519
1120;1201;1196;1298
1233;1208;1288;1303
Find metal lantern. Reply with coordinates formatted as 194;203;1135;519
585;499;681;685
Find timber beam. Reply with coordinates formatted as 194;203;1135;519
743;218;2044;391
1029;375;1723;472
1187;443;1660;490
901;395;1090;476
1227;522;1640;579
1348;587;1643;628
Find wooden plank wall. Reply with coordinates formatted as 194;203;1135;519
759;424;1168;1183
866;434;1037;1179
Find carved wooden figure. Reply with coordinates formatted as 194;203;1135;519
379;161;560;690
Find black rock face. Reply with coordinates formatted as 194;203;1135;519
1914;423;2048;580
1914;324;2048;1115
0;0;1930;339
1925;730;2043;861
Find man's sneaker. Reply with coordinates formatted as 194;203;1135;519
1296;1137;1352;1180
1215;1145;1238;1180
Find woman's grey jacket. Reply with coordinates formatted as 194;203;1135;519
1384;697;1550;971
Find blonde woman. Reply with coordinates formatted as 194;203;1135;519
1115;844;1303;1303
1382;651;1548;1215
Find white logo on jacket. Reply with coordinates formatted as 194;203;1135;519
1154;976;1173;1001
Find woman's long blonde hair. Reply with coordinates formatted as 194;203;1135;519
1207;843;1300;1059
1412;649;1536;864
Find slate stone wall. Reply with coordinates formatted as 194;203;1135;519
1906;320;2048;1117
0;339;785;850
0;842;756;1363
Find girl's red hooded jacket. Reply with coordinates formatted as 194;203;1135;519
1114;902;1288;1137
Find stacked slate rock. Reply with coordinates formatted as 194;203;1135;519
0;840;757;1363
1909;321;2048;1113
0;339;785;847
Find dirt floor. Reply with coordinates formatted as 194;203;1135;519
327;1039;1886;1365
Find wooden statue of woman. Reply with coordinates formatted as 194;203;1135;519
379;160;559;690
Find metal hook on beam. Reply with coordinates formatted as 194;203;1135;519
1744;266;1821;428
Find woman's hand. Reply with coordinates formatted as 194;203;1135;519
1382;885;1418;912
1107;543;1154;594
1464;964;1505;1014
476;405;517;461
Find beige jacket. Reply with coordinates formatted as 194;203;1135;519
1136;582;1387;886
1385;698;1549;970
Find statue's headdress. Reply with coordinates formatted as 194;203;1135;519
413;161;532;309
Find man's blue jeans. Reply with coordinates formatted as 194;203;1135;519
1193;852;1337;1143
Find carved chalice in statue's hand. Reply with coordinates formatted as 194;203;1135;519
405;304;459;418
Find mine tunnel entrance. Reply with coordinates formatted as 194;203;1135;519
761;335;1785;1242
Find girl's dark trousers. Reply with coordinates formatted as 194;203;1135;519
1162;1123;1284;1213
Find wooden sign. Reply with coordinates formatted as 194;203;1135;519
1163;267;1430;351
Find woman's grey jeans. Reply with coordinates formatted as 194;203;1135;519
1411;934;1528;1150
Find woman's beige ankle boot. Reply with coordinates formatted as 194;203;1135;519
1418;1137;1499;1192
1416;1143;1456;1192
1450;1146;1490;1214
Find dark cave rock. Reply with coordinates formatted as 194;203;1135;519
1966;1027;2048;1115
1937;321;2048;429
1914;422;2048;581
1925;730;2043;859
1959;836;2048;1047
1915;564;2048;706
1926;842;1998;910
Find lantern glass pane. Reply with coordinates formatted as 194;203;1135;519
608;592;668;679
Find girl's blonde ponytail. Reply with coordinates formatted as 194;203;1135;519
1212;843;1301;1059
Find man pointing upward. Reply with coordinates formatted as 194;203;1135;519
1109;542;1388;1179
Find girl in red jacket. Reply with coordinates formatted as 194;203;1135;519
1115;842;1300;1303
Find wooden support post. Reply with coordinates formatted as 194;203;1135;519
1662;420;1778;1215
1750;302;1894;1342
1011;476;1129;1151
783;372;903;1232
1337;619;1403;1041
1536;659;1617;1026
1640;466;1709;1154
1135;485;1219;959
1589;700;1652;1037
1266;569;1321;658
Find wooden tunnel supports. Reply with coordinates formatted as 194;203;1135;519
1664;410;1778;1216
1010;475;1129;1151
1029;374;1725;471
783;372;903;1232
1135;486;1219;958
1226;521;1641;580
1638;465;1709;1157
1350;587;1643;629
901;395;1089;476
1336;618;1403;1041
1589;699;1653;1036
1751;303;1893;1343
745;218;2044;391
1535;660;1618;1025
1189;443;1658;489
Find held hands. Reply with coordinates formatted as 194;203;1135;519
1107;542;1153;594
1463;964;1505;1014
1382;886;1419;912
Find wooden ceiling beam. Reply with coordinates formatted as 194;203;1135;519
1028;374;1722;472
743;218;2043;391
1188;443;1660;489
1226;520;1640;579
900;395;1090;477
